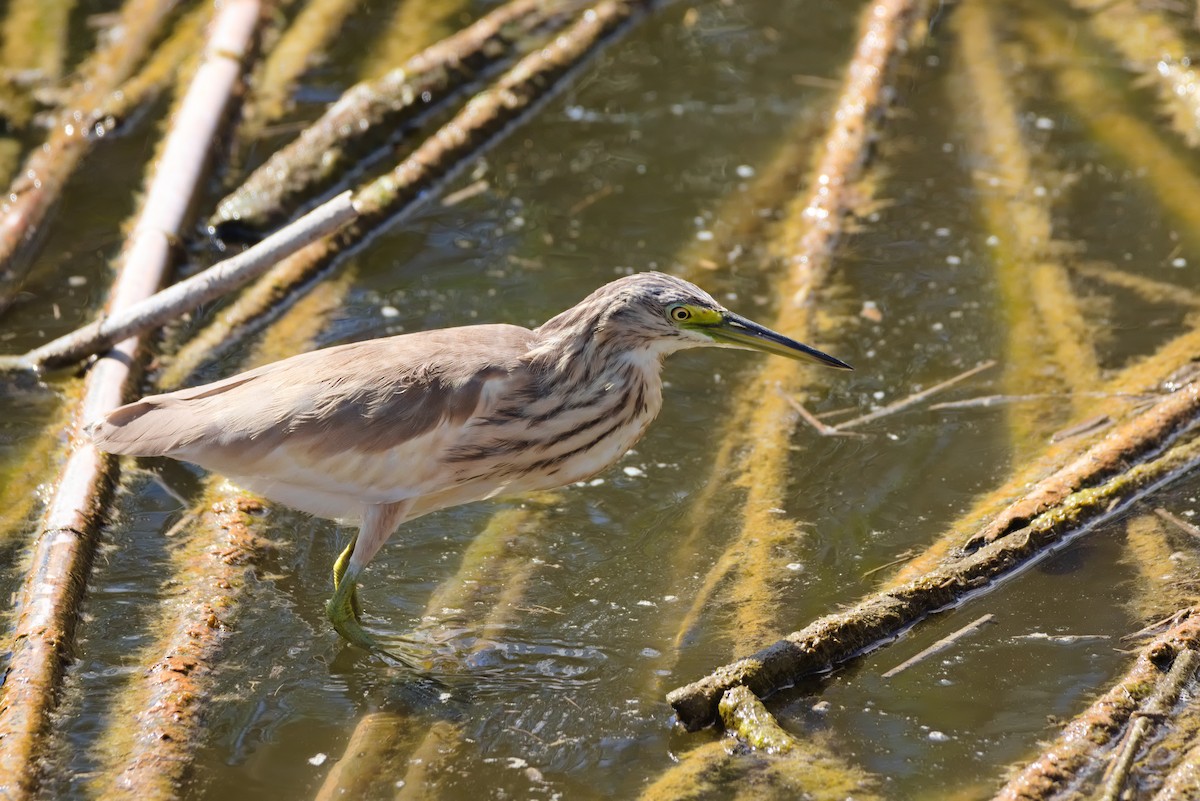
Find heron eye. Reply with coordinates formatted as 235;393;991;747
669;306;692;322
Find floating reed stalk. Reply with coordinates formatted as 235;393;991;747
669;0;925;659
212;0;584;234
950;0;1098;456
92;492;275;799
1020;8;1200;254
668;379;1200;729
1070;0;1200;147
993;612;1200;800
0;0;75;127
0;4;260;795
166;0;651;388
0;0;180;313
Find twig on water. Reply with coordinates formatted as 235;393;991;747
1154;507;1200;540
881;614;995;679
835;360;997;430
779;388;863;438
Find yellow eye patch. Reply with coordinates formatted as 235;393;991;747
667;304;722;325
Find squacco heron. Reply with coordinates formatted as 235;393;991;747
91;273;850;660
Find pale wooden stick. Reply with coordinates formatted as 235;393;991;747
18;190;356;370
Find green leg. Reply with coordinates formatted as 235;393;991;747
332;537;362;621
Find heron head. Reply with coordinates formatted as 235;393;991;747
594;272;853;369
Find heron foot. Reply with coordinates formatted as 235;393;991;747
326;577;426;672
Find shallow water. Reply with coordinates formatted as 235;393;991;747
4;0;1200;798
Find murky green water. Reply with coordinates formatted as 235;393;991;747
4;0;1200;798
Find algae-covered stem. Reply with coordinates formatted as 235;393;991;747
94;495;275;800
213;0;587;234
668;381;1200;729
993;615;1200;800
951;0;1098;456
667;0;927;659
1070;0;1200;148
0;3;261;796
1019;5;1200;256
0;0;180;314
163;0;656;388
639;688;883;800
0;0;75;127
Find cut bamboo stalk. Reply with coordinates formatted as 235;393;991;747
0;3;260;796
0;0;181;313
668;381;1200;729
1071;0;1200;147
668;0;925;659
212;0;583;234
164;0;652;389
993;616;1200;800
